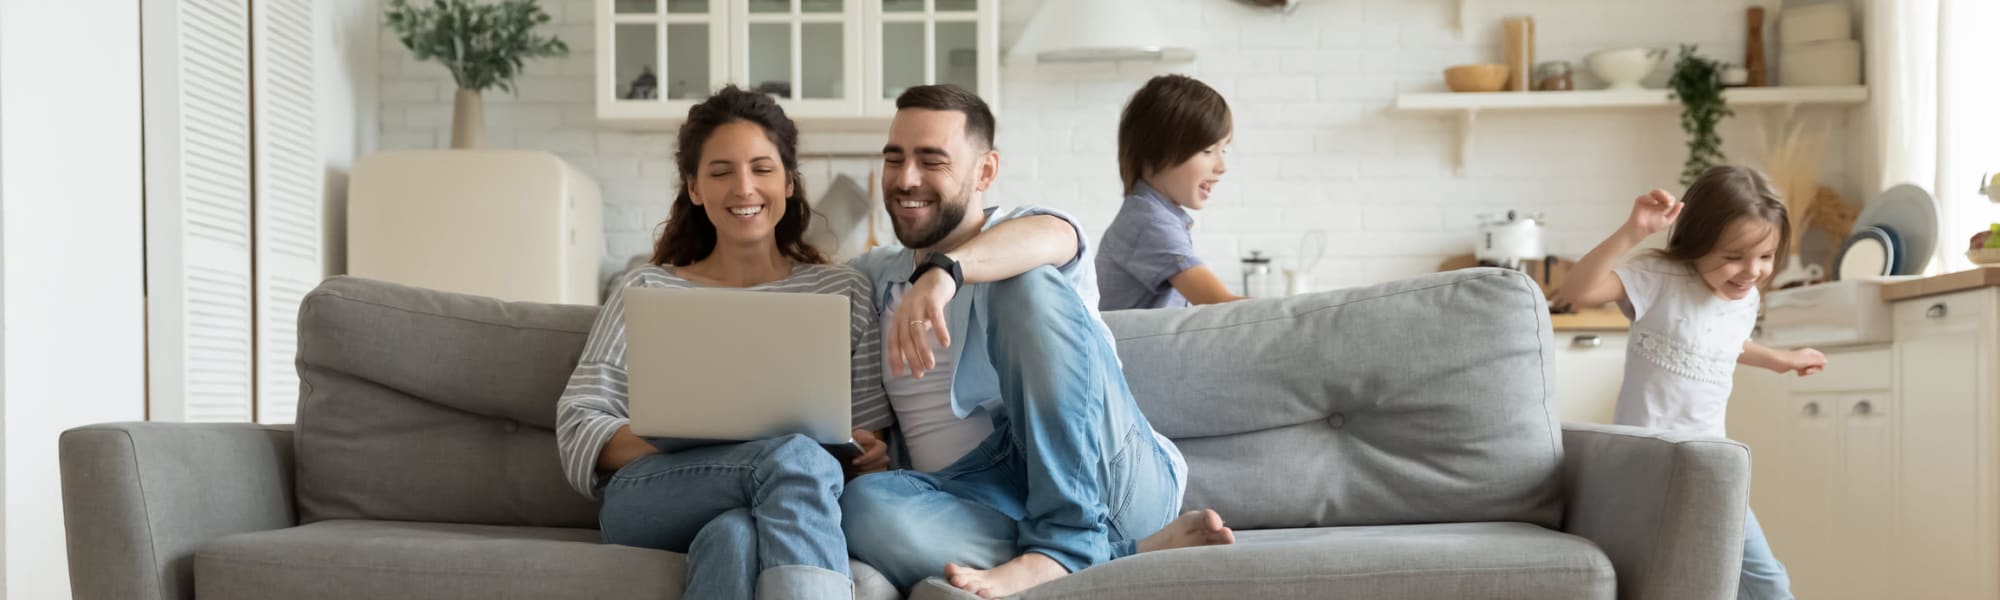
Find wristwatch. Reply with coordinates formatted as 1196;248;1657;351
910;253;964;291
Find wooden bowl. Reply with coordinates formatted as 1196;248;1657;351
1969;248;2000;266
1444;64;1510;92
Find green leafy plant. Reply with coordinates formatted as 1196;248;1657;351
385;0;568;94
1669;45;1733;186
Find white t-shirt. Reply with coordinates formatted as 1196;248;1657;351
881;284;996;473
1612;255;1760;438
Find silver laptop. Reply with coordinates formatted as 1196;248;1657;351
623;287;860;457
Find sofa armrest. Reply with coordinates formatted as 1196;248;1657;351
60;422;297;600
1559;423;1749;600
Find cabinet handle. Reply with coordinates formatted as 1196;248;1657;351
1571;334;1602;349
1853;400;1873;415
1803;401;1820;416
1928;303;1948;319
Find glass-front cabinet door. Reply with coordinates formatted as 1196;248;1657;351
598;0;730;122
598;0;995;123
865;0;998;117
732;0;864;118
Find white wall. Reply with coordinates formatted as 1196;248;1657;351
0;0;9;587
0;0;149;597
322;0;383;276
378;0;1858;291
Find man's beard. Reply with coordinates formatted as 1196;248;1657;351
889;178;973;249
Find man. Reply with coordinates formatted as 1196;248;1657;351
841;85;1233;599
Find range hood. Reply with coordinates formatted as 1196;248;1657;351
1008;0;1195;64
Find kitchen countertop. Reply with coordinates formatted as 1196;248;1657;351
1535;269;2000;328
1880;267;2000;302
1434;254;1621;329
1552;307;1629;332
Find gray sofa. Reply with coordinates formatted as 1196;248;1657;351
61;268;1750;599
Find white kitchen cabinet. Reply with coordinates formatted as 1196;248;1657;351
1835;389;1895;600
1729;347;1893;600
1766;390;1839;598
1549;331;1624;424
1728;365;1788;503
1732;283;2000;599
1892;287;1998;599
597;0;997;125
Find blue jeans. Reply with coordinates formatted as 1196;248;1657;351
1740;509;1793;600
842;266;1182;592
598;434;852;600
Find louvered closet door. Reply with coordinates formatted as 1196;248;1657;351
252;0;319;424
144;0;255;422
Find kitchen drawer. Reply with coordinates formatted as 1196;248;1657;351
1791;347;1891;393
1893;287;1997;335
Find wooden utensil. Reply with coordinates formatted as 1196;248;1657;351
865;167;879;250
1747;7;1769;86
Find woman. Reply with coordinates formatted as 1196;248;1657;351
554;86;893;600
1096;74;1240;310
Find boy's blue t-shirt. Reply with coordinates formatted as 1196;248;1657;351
1096;181;1202;311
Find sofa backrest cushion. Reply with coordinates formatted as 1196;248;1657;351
1102;268;1565;530
294;276;600;527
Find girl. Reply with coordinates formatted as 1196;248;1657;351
1096;74;1241;310
1553;165;1825;600
554;86;894;600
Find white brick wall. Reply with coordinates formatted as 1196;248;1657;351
377;0;1859;292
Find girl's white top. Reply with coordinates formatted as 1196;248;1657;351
1612;255;1761;437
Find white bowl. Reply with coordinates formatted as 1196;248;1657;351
1586;48;1665;91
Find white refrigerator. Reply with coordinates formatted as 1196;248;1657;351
348;150;604;304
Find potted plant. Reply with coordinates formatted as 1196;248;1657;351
1668;45;1732;186
385;0;568;149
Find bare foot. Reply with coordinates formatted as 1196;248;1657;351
945;552;1069;599
1136;509;1236;554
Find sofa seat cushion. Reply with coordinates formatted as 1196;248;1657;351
194;519;898;600
910;522;1613;600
